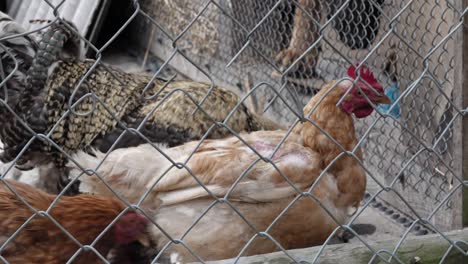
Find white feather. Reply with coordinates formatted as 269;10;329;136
0;141;40;187
66;135;351;262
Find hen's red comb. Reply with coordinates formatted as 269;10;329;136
347;62;384;92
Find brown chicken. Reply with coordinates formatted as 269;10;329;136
68;63;390;262
276;0;322;77
0;179;154;264
276;0;385;77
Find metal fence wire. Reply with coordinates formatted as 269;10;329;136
0;0;467;263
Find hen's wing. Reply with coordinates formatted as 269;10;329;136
69;131;322;205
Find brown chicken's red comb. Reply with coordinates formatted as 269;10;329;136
347;62;384;92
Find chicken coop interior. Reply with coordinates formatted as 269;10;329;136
0;0;468;263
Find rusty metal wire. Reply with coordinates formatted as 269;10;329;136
1;0;468;263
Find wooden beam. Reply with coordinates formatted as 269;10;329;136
197;229;468;264
459;0;468;228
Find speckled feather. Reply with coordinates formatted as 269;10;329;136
0;15;282;194
0;18;80;166
38;61;273;155
0;13;37;163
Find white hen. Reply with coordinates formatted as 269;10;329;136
68;67;389;261
69;134;343;262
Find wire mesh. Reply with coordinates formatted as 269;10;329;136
0;0;467;263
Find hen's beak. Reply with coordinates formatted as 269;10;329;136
137;234;151;247
373;94;391;104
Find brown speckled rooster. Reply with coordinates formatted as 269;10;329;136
0;13;282;194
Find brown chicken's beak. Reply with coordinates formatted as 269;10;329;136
137;234;151;247
373;94;391;104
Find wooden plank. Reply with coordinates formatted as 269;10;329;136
447;0;465;229
198;229;468;264
459;0;468;228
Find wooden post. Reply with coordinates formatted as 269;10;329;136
198;229;468;264
459;0;468;228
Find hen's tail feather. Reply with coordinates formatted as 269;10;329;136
21;19;81;132
0;12;37;66
0;11;38;163
26;19;81;93
68;148;104;173
66;148;103;194
0;12;36;90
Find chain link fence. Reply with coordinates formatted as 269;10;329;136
133;0;464;230
0;0;467;263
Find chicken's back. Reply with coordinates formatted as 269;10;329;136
0;180;69;263
0;180;128;264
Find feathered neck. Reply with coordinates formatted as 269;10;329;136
293;81;361;169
